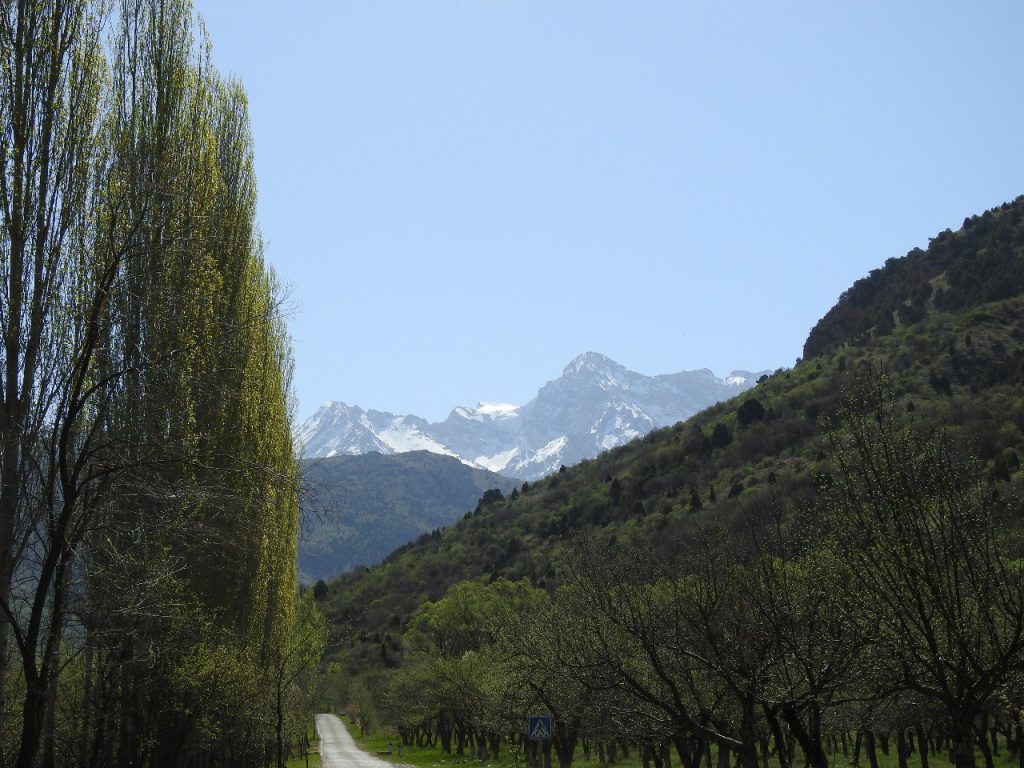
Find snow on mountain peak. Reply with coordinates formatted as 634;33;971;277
476;402;518;416
295;354;769;480
450;402;520;422
564;351;627;377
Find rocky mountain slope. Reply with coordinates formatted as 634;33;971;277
296;352;764;480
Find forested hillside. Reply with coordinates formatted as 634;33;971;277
804;198;1024;357
319;195;1024;768
299;452;519;581
0;2;319;766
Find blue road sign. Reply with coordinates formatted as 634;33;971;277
528;716;552;740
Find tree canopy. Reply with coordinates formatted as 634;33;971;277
0;1;316;765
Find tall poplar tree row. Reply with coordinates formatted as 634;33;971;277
1;1;307;766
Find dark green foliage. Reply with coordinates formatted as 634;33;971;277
710;422;733;449
299;452;518;581
804;196;1024;358
313;580;329;601
610;477;623;505
476;487;507;511
737;397;766;426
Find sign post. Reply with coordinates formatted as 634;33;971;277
528;716;552;768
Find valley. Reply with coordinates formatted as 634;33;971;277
3;3;1021;766
314;195;1024;768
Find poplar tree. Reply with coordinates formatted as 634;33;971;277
0;2;111;763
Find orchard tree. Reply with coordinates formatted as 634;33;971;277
825;383;1024;768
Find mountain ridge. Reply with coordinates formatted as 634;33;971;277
296;352;766;480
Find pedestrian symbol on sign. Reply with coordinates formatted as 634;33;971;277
528;716;552;740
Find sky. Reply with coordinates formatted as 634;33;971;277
194;2;1024;425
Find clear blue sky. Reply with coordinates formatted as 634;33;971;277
195;1;1024;424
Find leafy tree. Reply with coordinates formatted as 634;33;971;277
610;477;622;506
710;423;732;449
269;591;327;768
825;384;1024;768
736;398;766;426
0;0;301;763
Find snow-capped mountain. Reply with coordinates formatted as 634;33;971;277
295;352;767;481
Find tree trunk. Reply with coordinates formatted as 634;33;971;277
15;682;45;768
915;724;930;768
865;732;879;768
40;660;59;768
736;701;762;768
896;729;909;768
525;738;538;768
780;704;828;768
488;731;502;760
477;728;488;760
276;686;285;768
439;716;452;754
552;717;580;768
977;726;995;768
763;707;792;768
673;734;707;768
950;717;977;768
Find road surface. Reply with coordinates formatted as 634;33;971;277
316;713;397;768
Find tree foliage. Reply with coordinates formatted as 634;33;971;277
0;0;312;765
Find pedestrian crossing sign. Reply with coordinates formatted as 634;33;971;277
528;716;552;740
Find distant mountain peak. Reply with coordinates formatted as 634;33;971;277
296;353;769;480
563;351;628;376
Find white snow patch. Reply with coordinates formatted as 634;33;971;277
377;423;459;458
602;429;641;450
476;402;519;417
474;446;521;474
534;436;567;463
452;402;520;422
725;376;748;387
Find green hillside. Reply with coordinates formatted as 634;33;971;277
321;194;1024;632
318;195;1024;768
299;451;519;582
804;197;1024;357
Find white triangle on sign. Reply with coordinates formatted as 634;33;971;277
531;720;550;739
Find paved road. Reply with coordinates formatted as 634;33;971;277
316;713;396;768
